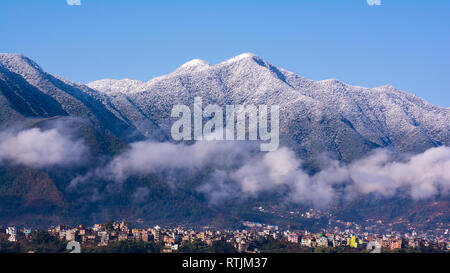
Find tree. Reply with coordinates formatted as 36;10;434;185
178;240;213;253
28;230;66;253
211;240;238;253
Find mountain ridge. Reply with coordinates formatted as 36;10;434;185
2;52;448;163
84;52;449;162
0;52;449;227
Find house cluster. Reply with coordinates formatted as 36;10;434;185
286;230;404;250
1;226;32;242
242;221;440;251
1;220;449;252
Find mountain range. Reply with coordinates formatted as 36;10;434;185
0;52;448;228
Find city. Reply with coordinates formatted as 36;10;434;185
1;217;448;253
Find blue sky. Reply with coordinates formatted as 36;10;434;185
0;0;449;107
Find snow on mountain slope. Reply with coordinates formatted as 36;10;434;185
176;59;211;73
1;52;447;163
0;62;68;123
87;53;450;162
0;53;137;140
87;78;146;94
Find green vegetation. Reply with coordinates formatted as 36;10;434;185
211;240;239;253
177;240;214;253
176;239;237;253
249;238;313;253
0;230;66;253
85;240;163;253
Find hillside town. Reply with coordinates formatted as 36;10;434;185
1;219;448;253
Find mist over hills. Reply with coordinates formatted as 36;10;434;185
0;53;448;228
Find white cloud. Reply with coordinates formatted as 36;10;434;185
201;145;450;206
66;0;81;6
100;140;256;183
367;0;381;6
0;127;87;168
348;147;450;199
70;136;450;207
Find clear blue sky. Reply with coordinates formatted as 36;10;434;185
1;0;449;107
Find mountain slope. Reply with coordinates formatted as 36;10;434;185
0;53;448;227
88;53;450;162
0;63;67;124
0;53;138;141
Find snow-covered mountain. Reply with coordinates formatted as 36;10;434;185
0;53;137;140
87;53;450;162
0;52;448;162
0;52;449;226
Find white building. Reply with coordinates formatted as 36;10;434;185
6;227;17;242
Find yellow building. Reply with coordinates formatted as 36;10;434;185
349;236;358;248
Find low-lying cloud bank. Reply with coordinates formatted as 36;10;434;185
69;140;259;190
4;119;448;208
0;124;87;168
70;137;450;207
224;146;450;207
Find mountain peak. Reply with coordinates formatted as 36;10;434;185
0;53;26;59
0;53;24;58
0;53;45;82
180;59;209;68
222;52;261;64
176;59;211;73
0;53;35;65
376;84;396;90
234;52;258;59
